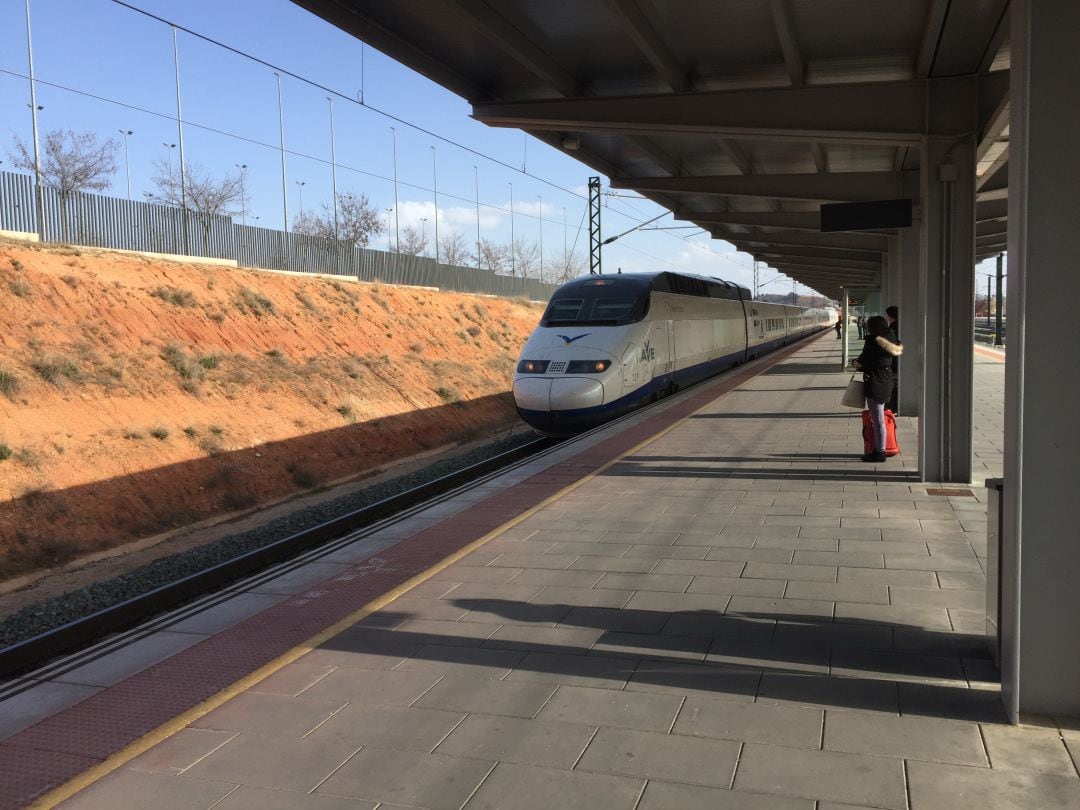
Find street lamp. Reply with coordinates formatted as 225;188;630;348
171;26;189;253
160;145;176;177
274;72;288;232
327;96;339;239
537;195;543;279
295;180;306;222
474;165;481;270
235;164;247;226
390;127;400;251
431;146;439;265
508;182;516;277
118;129;133;200
24;0;46;238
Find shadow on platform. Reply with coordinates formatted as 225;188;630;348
321;599;1004;724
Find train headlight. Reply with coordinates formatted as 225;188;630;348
565;360;612;374
517;359;550;374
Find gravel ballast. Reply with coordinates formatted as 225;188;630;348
0;431;540;651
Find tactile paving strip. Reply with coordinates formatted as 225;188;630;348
0;334;821;809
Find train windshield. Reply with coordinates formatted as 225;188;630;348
541;278;650;327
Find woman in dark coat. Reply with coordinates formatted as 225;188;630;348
852;315;903;462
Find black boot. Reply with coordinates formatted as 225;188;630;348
861;451;887;462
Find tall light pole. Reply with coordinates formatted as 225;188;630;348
274;72;288;231
162;142;176;175
295;180;305;221
171;26;189;254
234;163;247;226
537;194;543;279
327;96;338;239
995;253;1004;346
24;0;46;239
431;146;439;264
118;129;133;200
563;205;568;278
474;165;481;269
508;182;516;277
385;208;393;251
390;126;400;251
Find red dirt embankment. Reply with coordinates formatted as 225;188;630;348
0;240;542;580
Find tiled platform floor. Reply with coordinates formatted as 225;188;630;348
36;337;1080;808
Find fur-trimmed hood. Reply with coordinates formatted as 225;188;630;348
875;335;903;356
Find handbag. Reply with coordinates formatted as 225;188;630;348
840;375;865;409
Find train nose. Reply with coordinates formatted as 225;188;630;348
513;378;606;412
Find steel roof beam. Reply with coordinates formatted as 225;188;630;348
978;5;1010;74
613;171;900;202
473;80;932;146
718;139;754;175
750;246;884;265
678;210;820;229
915;0;951;78
767;267;881;283
750;253;880;272
449;0;581;96
977;198;1008;222
767;272;880;286
720;228;888;252
603;0;690;92
977;220;1007;238
769;0;805;86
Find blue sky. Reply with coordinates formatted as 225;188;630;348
2;0;994;295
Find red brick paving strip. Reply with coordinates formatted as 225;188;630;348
0;334;822;808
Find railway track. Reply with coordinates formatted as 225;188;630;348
0;435;563;681
0;334;822;685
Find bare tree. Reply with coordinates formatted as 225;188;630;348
512;237;539;278
478;239;510;274
438;228;472;267
9;128;119;238
294;190;382;247
396;224;428;256
546;248;587;283
149;159;246;245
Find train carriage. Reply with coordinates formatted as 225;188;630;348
514;271;835;434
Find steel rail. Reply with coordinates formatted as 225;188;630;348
0;436;559;678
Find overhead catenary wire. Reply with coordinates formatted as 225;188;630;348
102;0;733;256
0;66;586;232
13;0;782;283
107;0;591;203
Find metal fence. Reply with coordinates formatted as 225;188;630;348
0;169;558;301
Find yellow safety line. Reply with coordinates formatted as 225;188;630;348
974;345;1006;362
36;335;812;808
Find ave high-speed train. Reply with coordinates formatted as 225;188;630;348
514;271;836;433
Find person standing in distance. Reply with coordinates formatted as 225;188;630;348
885;306;899;413
835;316;843;339
852;315;903;462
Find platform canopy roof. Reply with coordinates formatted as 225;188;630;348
294;0;1010;300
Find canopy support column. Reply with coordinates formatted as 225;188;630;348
1001;0;1080;720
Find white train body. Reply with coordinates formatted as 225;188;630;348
514;272;835;433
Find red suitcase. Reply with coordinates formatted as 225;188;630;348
862;409;901;456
